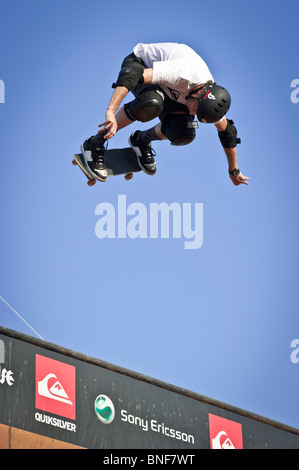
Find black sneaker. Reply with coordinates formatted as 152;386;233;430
81;137;108;182
129;131;157;175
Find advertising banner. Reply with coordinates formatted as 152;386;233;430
1;327;299;449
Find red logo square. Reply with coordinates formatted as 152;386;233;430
209;414;243;449
35;354;76;420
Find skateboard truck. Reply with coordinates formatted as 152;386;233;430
72;158;96;186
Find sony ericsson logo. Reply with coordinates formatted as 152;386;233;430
94;394;115;424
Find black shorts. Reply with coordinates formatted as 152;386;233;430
131;83;190;122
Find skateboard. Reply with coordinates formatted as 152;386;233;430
72;148;141;186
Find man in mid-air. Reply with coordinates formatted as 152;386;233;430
81;42;249;186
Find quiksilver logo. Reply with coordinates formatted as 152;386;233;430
167;87;180;100
35;355;76;420
38;373;73;404
212;431;235;449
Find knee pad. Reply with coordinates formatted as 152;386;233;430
161;114;198;146
124;89;164;122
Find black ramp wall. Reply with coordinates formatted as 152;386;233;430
0;326;299;449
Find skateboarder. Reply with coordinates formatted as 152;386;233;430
81;42;249;185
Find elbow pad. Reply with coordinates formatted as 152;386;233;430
218;119;241;148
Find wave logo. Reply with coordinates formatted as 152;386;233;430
209;414;243;449
35;355;76;420
94;394;115;424
212;431;235;449
38;373;73;404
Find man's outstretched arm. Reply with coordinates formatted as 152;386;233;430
214;117;249;186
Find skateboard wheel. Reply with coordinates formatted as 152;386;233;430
125;172;133;181
87;179;96;187
72;159;78;166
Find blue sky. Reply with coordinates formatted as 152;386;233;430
1;0;299;430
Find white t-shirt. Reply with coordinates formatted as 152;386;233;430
133;43;214;105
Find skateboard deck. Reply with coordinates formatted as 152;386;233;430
72;147;141;186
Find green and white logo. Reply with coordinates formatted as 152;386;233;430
94;394;115;424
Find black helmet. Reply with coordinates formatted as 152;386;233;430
195;83;231;123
